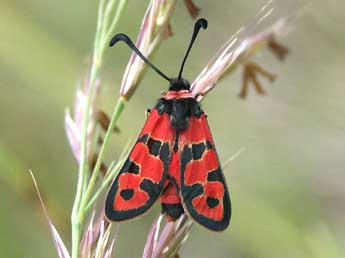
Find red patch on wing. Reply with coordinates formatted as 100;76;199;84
179;114;214;144
140;109;174;141
184;150;218;185
130;143;163;183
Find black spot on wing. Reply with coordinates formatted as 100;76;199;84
182;183;203;200
207;168;222;182
159;142;170;171
120;189;134;200
120;159;140;174
192;143;206;160
147;138;161;156
206;197;219;208
137;134;149;144
180;145;192;176
140;179;161;199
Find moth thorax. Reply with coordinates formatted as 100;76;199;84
170;100;190;132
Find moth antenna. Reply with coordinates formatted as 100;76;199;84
109;33;171;82
178;18;208;80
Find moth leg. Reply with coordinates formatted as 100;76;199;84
240;62;276;98
160;91;167;96
145;108;151;117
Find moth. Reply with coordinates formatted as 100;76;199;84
105;18;231;231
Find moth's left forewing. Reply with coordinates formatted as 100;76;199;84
105;109;175;221
179;114;231;231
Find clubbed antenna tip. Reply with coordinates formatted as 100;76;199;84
178;18;208;80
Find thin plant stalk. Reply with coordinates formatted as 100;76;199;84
71;1;128;257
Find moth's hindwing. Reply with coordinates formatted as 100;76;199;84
160;151;184;221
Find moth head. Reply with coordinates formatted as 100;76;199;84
168;78;191;91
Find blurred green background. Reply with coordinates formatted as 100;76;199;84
1;0;345;257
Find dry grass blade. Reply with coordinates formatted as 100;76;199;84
142;215;163;258
29;170;71;258
144;215;193;258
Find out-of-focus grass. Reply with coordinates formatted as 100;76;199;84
1;0;345;258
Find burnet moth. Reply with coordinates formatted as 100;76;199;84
105;18;231;231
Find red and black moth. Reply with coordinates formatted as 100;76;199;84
105;18;231;231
